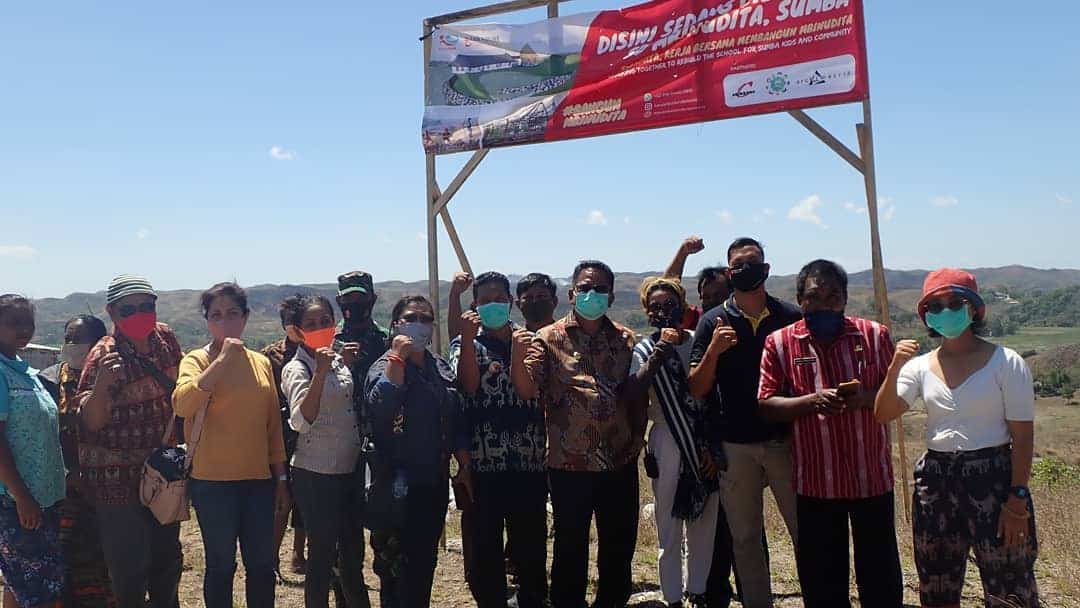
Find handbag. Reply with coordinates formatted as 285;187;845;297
139;390;208;525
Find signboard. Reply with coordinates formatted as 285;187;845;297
423;0;868;154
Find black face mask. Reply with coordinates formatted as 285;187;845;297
730;262;768;292
520;300;556;324
341;302;373;325
648;307;683;329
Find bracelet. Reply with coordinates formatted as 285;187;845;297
276;475;288;482
1001;504;1030;520
387;353;405;365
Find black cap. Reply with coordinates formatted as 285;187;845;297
337;271;374;296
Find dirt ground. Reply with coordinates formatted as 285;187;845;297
170;397;1080;607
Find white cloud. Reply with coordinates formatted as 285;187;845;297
787;194;827;228
415;232;426;241
1056;194;1073;207
715;210;733;224
762;207;775;216
751;214;762;223
843;201;866;215
136;228;150;240
931;194;959;207
0;245;36;260
623;216;632;225
269;145;296;161
586;210;608;225
880;196;896;221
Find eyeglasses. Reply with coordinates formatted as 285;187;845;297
925;298;967;315
116;302;156;319
400;312;434;324
575;284;611;294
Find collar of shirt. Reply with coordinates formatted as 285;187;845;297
790;316;864;342
724;296;773;335
0;352;29;375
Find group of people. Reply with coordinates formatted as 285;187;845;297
0;235;1040;608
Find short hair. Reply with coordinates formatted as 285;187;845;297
572;260;615;288
639;276;687;311
472;271;511;299
726;237;765;263
516;273;557;298
279;293;333;328
796;259;849;302
200;282;249;319
697;266;730;293
65;315;107;343
0;294;32;321
391;295;433;322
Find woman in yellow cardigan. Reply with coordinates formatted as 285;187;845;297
173;282;289;608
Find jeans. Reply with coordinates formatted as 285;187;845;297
189;478;277;608
548;463;639;608
795;492;902;608
719;440;798;608
292;467;371;608
462;471;548;608
94;503;182;608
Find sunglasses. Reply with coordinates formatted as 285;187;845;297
925;298;967;315
400;312;434;324
647;300;679;314
116;302;156;319
575;284;611;295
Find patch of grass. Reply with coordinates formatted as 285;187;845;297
991;326;1080;352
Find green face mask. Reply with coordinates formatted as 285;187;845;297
574;289;610;321
926;307;972;339
476;302;511;329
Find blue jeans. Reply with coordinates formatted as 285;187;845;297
190;479;276;608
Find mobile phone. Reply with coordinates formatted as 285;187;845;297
837;379;861;397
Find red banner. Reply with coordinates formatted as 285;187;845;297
423;0;868;154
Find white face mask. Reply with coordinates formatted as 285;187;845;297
60;343;92;370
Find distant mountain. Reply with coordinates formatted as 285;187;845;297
26;266;1080;351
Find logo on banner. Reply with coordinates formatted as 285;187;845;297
643;93;653;118
733;81;756;98
808;70;827;86
439;33;459;49
766;72;790;96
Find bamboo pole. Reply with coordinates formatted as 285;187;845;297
857;99;911;522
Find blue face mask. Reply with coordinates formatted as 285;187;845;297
395;321;433;348
476;302;511;329
926;307;972;339
804;310;845;340
574;289;610;321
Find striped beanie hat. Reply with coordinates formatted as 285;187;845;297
106;274;157;305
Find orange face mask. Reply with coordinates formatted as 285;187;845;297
301;327;337;350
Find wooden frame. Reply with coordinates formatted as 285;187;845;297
423;0;910;520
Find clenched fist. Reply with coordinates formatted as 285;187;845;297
710;317;738;354
391;335;415;359
221;337;245;361
891;339;920;370
460;311;482;342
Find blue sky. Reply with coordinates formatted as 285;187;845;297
1;1;1077;299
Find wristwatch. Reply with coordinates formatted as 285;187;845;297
1009;485;1030;500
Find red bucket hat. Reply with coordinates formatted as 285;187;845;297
917;268;986;324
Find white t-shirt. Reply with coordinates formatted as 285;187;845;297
896;345;1034;452
630;331;695;425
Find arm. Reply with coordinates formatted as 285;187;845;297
688;317;736;399
623;334;676;402
263;359;287;468
664;235;704;280
446;272;473;340
0;428;41;529
757;333;842;421
172;352;211;418
1007;420;1033;489
510;330;541;400
874;339;921;423
78;345;123;433
282;357;328;432
452;312;483;395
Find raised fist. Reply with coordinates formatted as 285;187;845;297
450;272;474;295
391;335;415;359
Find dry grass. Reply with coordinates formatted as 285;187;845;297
10;399;1075;607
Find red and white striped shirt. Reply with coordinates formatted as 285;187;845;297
758;317;895;499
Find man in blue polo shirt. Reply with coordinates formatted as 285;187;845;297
688;237;802;608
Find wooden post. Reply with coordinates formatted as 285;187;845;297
857;98;911;522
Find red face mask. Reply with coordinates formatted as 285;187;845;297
207;318;246;342
301;327;336;350
116;312;157;341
